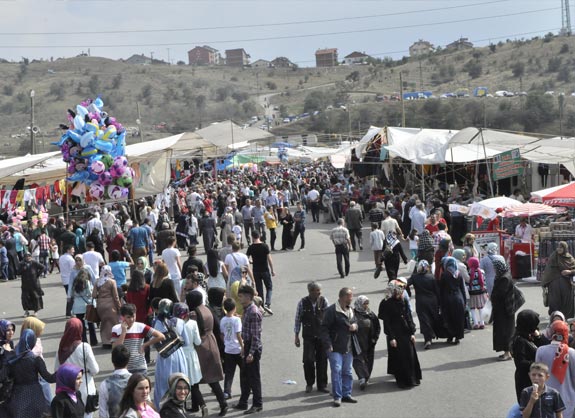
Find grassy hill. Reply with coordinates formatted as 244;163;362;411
1;32;575;156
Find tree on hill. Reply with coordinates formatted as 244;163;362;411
522;94;555;132
463;60;482;79
511;62;525;78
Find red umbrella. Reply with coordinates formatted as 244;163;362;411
502;202;565;218
542;182;575;207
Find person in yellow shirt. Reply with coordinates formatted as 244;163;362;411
264;205;278;251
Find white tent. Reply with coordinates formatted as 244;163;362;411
196;121;274;150
531;181;575;202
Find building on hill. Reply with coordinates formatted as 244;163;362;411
271;57;297;68
188;45;221;65
125;54;152;65
315;48;338;67
252;59;271;68
409;40;435;57
446;37;474;51
225;49;250;67
343;51;370;65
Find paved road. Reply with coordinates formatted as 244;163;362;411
2;220;546;417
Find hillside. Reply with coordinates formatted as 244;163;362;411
1;32;575;156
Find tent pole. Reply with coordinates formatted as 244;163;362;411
480;128;495;197
421;164;425;199
65;164;69;224
385;126;393;190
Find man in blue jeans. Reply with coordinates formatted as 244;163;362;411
320;287;359;407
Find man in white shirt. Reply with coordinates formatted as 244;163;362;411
307;187;321;223
410;203;427;234
101;208;117;239
224;242;250;274
86;213;104;238
162;236;182;296
60;245;76;318
515;217;533;242
83;241;105;281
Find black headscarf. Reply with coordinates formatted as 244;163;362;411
515;309;540;338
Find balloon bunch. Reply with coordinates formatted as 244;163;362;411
53;97;133;200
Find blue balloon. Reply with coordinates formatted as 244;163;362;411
68;130;82;143
52;132;69;147
67;171;90;182
94;97;104;109
76;105;89;118
95;139;113;153
74;114;85;130
80;131;95;148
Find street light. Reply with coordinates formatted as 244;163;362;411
30;90;35;154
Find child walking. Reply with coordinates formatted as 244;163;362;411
49;239;60;274
467;256;488;329
408;229;419;260
220;297;244;399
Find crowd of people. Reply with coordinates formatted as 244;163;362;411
0;161;569;417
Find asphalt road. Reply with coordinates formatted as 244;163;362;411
1;220;547;418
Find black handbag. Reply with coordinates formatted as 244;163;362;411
513;284;526;313
82;343;99;413
154;320;185;358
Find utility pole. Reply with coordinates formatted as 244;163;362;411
30;90;35;154
167;48;170;65
418;58;424;91
399;72;406;127
150;51;154;62
136;102;144;143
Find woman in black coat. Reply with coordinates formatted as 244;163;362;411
50;363;85;418
379;280;422;389
490;257;515;361
512;309;548;402
159;373;195;418
352;295;380;390
408;260;442;349
3;232;19;280
279;208;294;250
439;257;466;345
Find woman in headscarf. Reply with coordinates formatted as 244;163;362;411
439;256;466;345
54;318;99;418
352;295;380;390
490;257;515;361
134;255;154;284
462;233;478;260
126;270;151;325
153;299;189;410
408;260;441;349
74;228;86;255
0;319;15;350
479;242;500;296
159;373;196;418
175;212;191;251
7;329;56;418
378;279;422;389
93;265;121;348
50;363;85;418
279;207;294;251
535;320;575;418
20;251;46;317
172;304;206;417
21;316;52;402
107;223;127;261
434;238;452;281
467;256;489;329
186;291;228;416
542;241;575;319
3;230;20;280
512;310;548;402
416;229;435;265
69;267;98;346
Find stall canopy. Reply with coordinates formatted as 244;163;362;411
502;202;564;218
531;181;575;202
382;127;575;176
468;196;519;219
540;182;575;207
0;151;60;179
196;121;274;150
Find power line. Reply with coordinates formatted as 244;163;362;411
0;6;559;49
0;0;508;36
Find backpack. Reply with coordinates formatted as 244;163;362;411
228;254;244;285
468;271;483;295
0;348;14;405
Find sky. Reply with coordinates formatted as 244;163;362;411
0;0;566;66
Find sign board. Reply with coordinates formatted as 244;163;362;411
492;148;523;181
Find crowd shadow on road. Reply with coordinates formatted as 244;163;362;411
249;390;331;417
421;356;494;372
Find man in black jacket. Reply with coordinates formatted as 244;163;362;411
320;287;359;407
294;282;329;394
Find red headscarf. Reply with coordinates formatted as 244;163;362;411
57;318;83;365
551;321;570;384
468;257;485;289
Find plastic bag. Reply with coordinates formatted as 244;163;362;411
406;259;416;275
481;299;492;323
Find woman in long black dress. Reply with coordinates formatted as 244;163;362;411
490;257;515;361
20;252;46;317
541;241;575;319
352;295;380;390
3;231;19;280
279;207;294;250
7;329;56;418
439;256;466;345
408;260;441;349
378;279;422;389
512;309;548;402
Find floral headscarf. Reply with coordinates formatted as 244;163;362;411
158;298;174;322
551;321;570;384
173;303;189;321
354;295;370;313
97;265;113;288
442;256;459;277
492;256;509;277
417;260;430;273
486;242;498;255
